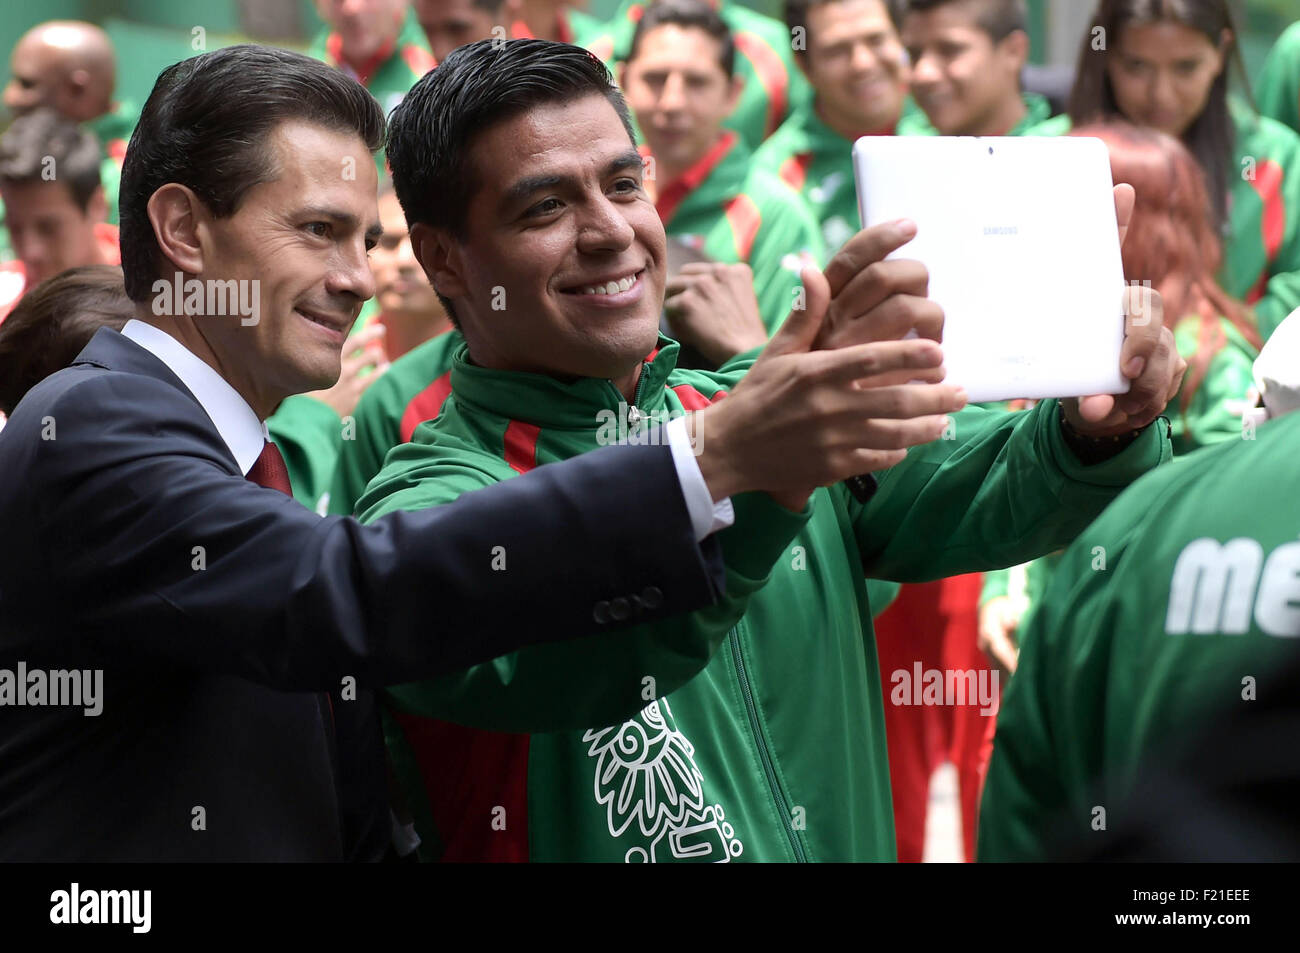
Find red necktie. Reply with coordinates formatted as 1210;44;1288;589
246;440;293;496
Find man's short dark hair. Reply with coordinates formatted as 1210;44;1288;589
786;0;909;53
0;265;133;415
627;0;736;79
901;0;1027;43
118;44;385;303
0;108;103;212
386;39;635;323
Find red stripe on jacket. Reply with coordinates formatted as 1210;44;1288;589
392;713;531;862
390;413;538;862
401;43;437;78
399;371;453;442
671;383;724;410
1245;158;1286;305
732;31;788;139
779;153;813;192
725;193;763;261
504;420;542;474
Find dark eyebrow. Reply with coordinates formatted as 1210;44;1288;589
502;149;645;210
297;205;382;240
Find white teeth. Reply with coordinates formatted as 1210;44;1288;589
576;274;637;296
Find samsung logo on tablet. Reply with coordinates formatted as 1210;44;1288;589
983;225;1019;236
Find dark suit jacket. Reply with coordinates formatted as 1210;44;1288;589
0;328;724;860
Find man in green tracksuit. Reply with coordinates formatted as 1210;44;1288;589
1258;20;1300;136
309;1;437;120
893;0;1069;139
979;406;1300;862
752;0;928;251
621;0;824;333
362;37;1184;862
578;0;813;150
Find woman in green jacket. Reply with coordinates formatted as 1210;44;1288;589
1064;0;1300;341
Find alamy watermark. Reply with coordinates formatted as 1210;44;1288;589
151;271;260;326
0;662;102;716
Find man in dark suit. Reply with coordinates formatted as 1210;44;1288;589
0;45;955;860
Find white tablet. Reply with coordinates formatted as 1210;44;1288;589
852;135;1128;403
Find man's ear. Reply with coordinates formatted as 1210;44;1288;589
1000;29;1030;75
146;183;205;276
410;222;469;301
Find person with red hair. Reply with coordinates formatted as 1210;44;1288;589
976;121;1264;844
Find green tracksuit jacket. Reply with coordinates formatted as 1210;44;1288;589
979;311;1263;623
893;90;1058;137
356;336;1170;862
327;329;464;516
652;131;825;332
978;406;1300;862
579;0;813;151
308;8;436;116
1257;20;1300;136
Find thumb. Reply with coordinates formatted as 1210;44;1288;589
765;265;830;357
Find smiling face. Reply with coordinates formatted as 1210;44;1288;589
188;121;380;414
414;93;664;390
802;0;909;137
1107;20;1227;138
622;24;740;182
902;2;1026;136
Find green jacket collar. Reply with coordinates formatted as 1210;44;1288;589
1009;92;1053;136
654;132;750;226
448;335;683;430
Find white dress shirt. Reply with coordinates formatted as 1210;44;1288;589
119;320;734;539
122;319;267;475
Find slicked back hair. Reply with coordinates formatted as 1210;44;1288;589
118;44;385;302
386;38;635;323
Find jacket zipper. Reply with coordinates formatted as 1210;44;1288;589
619;358;654;431
729;620;807;862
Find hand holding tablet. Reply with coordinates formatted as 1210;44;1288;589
823;136;1184;441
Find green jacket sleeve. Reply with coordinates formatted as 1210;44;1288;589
359;439;813;732
847;399;1171;581
1257;22;1300;136
267;394;342;514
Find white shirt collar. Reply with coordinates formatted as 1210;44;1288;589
121;319;268;475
